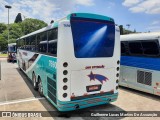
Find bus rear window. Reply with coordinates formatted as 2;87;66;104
71;17;115;58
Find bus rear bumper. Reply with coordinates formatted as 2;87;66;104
57;93;118;111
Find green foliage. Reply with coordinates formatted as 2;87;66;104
0;34;7;51
0;23;7;34
0;18;47;51
9;23;23;40
20;18;47;35
119;25;137;35
119;25;123;35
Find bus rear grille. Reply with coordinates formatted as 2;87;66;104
137;70;152;86
47;77;57;104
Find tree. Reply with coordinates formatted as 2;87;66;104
0;33;7;50
14;13;22;23
9;23;23;41
119;25;124;35
0;18;47;51
0;23;7;34
20;18;47;35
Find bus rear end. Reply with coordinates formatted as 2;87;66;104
57;13;120;111
7;43;17;62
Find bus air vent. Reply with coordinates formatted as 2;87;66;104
47;77;57;104
137;70;152;86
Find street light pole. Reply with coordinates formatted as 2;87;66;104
126;24;131;34
5;5;12;46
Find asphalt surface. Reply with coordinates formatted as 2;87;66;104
0;58;159;120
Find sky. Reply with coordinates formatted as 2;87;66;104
0;0;160;32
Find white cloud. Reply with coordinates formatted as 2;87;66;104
0;0;95;24
151;20;160;25
146;26;160;32
123;0;160;14
123;0;142;7
75;0;94;6
146;20;160;32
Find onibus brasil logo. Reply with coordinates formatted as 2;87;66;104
87;71;109;84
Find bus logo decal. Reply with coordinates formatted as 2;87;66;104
87;71;108;84
64;24;70;27
49;60;56;69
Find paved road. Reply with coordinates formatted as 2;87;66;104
0;58;159;120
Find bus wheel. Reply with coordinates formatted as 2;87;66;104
32;72;38;91
38;77;44;97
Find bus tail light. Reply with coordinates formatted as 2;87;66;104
110;89;114;93
71;93;75;98
63;62;68;67
100;91;104;93
116;73;119;77
63;93;67;98
63;78;68;83
116;79;119;83
83;93;88;96
117;67;119;71
117;60;120;65
63;85;68;90
63;70;68;75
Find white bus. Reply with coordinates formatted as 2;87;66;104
17;13;120;111
120;32;160;96
8;43;17;62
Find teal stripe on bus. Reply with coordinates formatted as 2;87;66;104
67;13;114;22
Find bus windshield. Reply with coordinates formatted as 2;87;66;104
71;17;115;58
8;45;16;52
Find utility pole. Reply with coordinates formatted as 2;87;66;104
5;5;12;45
126;24;131;34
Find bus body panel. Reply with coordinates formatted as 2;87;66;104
120;32;160;96
120;65;154;94
17;50;57;99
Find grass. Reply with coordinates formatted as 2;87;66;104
0;54;8;57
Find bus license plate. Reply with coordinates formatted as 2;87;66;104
86;84;101;92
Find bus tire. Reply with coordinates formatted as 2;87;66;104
32;72;38;91
19;67;22;71
23;62;26;71
38;77;44;97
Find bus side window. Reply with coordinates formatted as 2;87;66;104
17;40;20;49
129;41;143;55
141;40;159;56
19;39;22;49
48;28;58;56
37;32;47;53
26;37;30;50
30;35;36;52
20;39;25;49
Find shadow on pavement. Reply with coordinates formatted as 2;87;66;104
16;68;40;97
